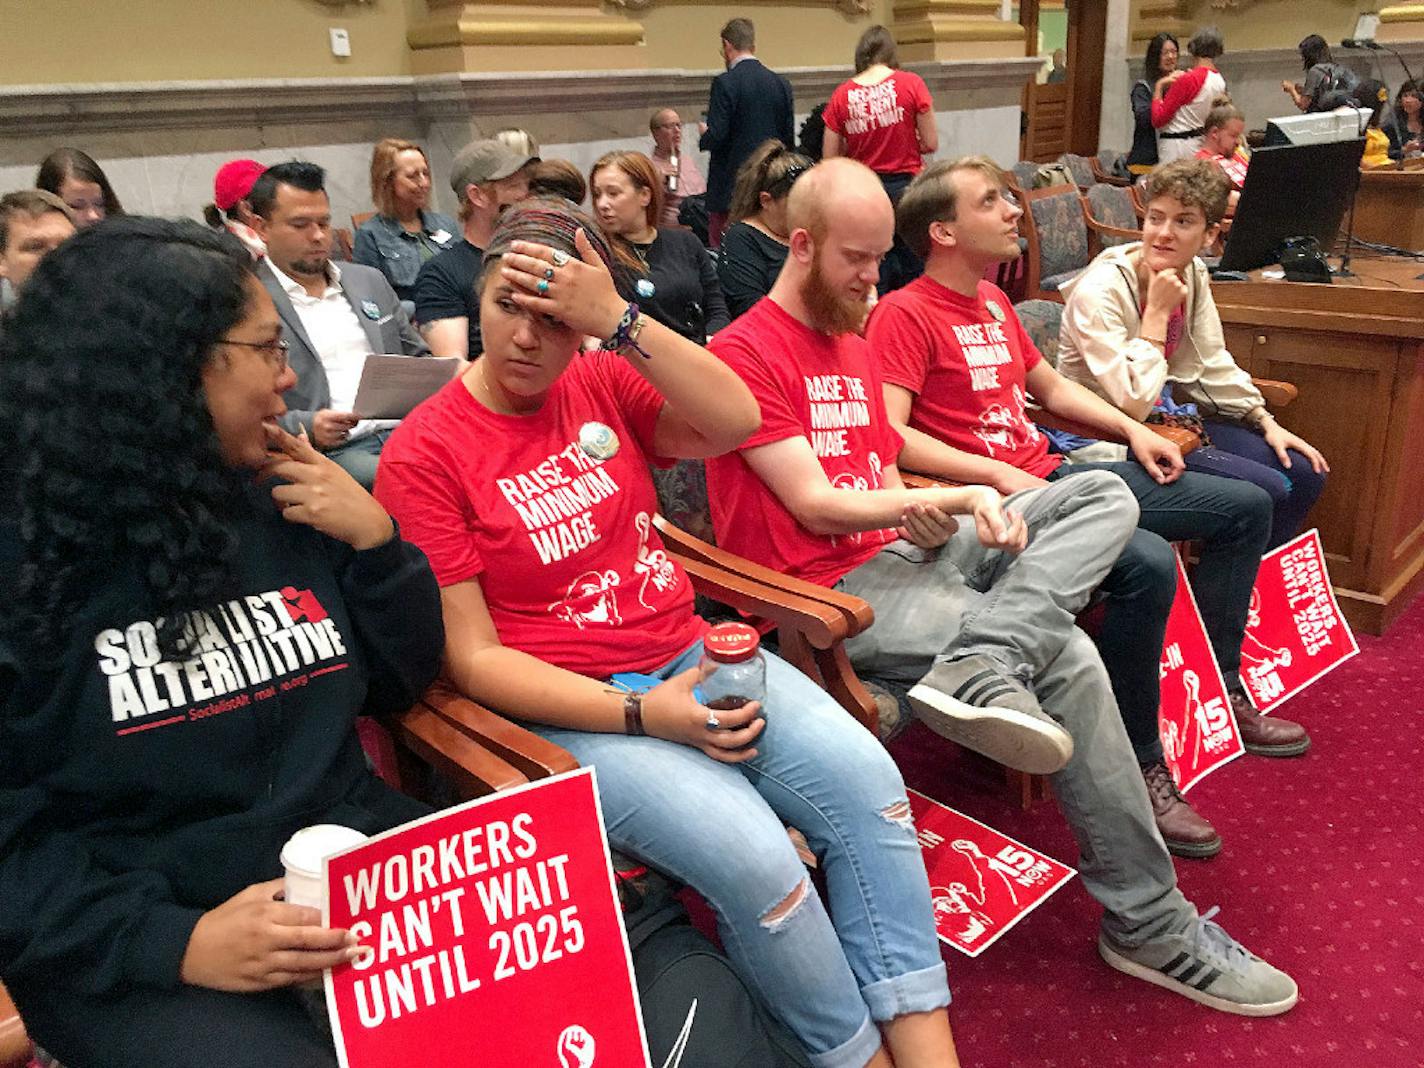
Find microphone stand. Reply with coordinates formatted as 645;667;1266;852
1337;109;1366;279
1337;169;1360;279
1365;41;1417;91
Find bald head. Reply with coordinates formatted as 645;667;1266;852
772;158;895;335
786;157;892;243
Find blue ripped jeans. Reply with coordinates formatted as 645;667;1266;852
524;642;950;1068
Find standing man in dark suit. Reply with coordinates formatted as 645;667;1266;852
249;161;429;489
700;17;795;248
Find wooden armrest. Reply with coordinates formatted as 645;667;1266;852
393;704;529;797
1034;410;1200;455
1253;377;1298;409
420;681;579;780
1151;424;1201;453
1079;202;1142;241
1086;219;1143;241
1031;408;1106;441
677;555;847;648
900;471;953;490
655;515;875;636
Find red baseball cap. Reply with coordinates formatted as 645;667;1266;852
213;159;267;211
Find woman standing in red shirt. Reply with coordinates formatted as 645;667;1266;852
823;25;938;294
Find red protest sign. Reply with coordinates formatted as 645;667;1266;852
908;790;1075;958
1158;555;1245;792
1240;528;1359;714
323;767;649;1068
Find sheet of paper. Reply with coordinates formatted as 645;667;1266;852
352;355;461;420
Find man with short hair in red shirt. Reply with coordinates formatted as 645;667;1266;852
867;157;1305;863
705;157;1298;1018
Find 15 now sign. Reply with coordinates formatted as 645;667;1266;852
1157;555;1245;792
908;791;1075;957
323;768;649;1068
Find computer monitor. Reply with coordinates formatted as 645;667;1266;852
1217;138;1366;273
1263;108;1372;147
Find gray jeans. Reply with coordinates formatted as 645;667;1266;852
838;471;1195;945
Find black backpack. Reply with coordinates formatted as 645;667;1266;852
616;857;813;1068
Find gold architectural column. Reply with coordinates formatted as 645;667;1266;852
408;0;647;74
1377;4;1424;43
890;0;1027;61
1129;0;1188;45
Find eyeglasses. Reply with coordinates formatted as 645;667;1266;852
766;164;809;198
221;337;290;373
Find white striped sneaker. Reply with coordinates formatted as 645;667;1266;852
906;654;1074;775
1098;907;1299;1017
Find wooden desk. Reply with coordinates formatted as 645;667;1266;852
1214;255;1424;634
1352;170;1424;251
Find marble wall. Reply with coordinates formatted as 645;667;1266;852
0;63;1038;228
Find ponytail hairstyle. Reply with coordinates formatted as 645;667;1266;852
853;25;899;74
728;140;814;222
1203;95;1244;134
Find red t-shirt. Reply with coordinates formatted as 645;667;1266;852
705;298;904;588
1194;146;1249;190
374;355;704;678
867;276;1061;478
1152;66;1209;128
822;70;933;176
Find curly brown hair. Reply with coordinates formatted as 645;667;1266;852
1143;158;1232;227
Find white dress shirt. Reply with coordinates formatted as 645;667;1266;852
267;261;397;441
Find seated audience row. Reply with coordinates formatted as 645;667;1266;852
0;153;1321;1067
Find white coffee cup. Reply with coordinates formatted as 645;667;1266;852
280;824;368;912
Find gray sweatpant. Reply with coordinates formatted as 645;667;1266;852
838;470;1195;945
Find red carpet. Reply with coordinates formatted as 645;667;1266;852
889;593;1424;1068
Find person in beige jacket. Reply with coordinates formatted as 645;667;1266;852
1056;159;1327;549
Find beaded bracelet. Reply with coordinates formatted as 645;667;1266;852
602;302;652;360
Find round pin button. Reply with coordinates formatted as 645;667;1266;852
578;421;619;460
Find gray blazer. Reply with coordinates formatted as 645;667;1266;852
258;259;429;436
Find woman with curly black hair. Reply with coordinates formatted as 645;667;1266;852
0;217;443;1068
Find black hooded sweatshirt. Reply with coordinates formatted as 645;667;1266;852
0;497;443;998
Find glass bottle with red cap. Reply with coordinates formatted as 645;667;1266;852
699;621;767;714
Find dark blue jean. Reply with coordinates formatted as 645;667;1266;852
1052;461;1273;763
1184;419;1328;550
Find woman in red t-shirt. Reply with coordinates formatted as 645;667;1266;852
375;200;960;1067
822;25;938;294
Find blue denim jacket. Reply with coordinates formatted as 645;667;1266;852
352;210;459;298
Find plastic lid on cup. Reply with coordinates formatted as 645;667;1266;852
703;621;761;664
280;824;368;878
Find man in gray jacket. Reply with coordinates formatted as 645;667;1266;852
250;161;429;488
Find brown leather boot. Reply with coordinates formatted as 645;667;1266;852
1141;761;1222;858
1230;689;1311;757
